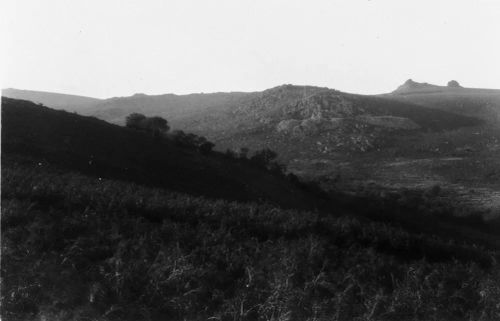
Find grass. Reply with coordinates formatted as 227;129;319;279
2;163;500;321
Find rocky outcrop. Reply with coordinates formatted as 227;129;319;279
276;119;302;133
284;92;361;119
447;80;462;88
392;79;465;94
276;117;344;136
392;79;442;94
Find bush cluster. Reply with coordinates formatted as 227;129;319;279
223;147;288;177
170;130;215;154
125;113;170;138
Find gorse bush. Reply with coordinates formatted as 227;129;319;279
2;164;500;321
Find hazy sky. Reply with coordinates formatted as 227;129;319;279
2;0;499;98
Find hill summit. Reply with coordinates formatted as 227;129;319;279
386;79;500;122
392;79;456;94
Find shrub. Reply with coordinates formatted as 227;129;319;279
250;148;278;168
125;113;169;137
171;130;214;154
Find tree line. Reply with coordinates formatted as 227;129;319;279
125;113;290;177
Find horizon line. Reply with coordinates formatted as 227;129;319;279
3;80;499;100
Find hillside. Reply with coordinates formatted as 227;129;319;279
2;88;102;112
4;85;482;160
1;97;320;210
175;85;481;160
71;85;481;159
386;80;500;122
3;97;500;320
5;85;495;194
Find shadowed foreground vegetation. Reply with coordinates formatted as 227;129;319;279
2;163;500;321
3;97;500;321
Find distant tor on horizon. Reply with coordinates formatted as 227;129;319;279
391;79;500;95
386;79;500;122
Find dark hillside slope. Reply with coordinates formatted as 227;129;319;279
1;97;318;209
2;88;102;112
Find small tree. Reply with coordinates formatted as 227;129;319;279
171;130;215;153
238;147;249;159
144;116;169;138
250;148;278;168
249;148;286;175
126;113;146;129
224;149;237;159
269;162;286;175
125;114;169;138
199;141;215;155
172;130;188;146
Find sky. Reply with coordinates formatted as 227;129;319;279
2;0;500;98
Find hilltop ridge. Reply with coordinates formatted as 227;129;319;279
3;84;483;160
391;79;500;95
392;79;467;95
2;88;102;111
386;79;500;122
